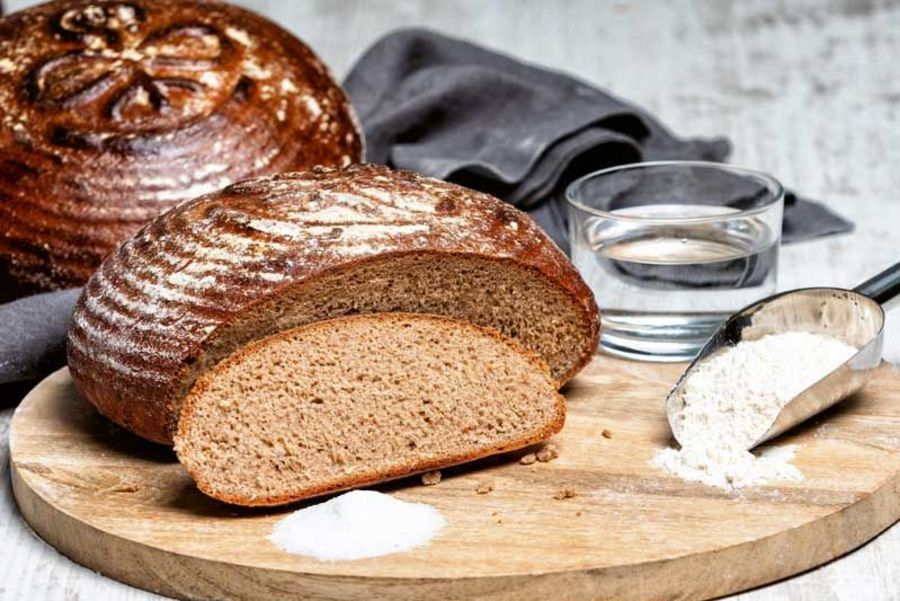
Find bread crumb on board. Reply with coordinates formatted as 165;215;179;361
476;479;494;494
601;429;613;439
519;452;537;465
520;442;560;465
536;443;559;462
553;487;577;500
103;482;142;494
421;470;442;486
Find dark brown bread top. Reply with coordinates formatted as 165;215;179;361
68;164;599;443
0;0;362;299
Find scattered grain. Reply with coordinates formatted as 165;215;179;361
104;482;141;493
553;487;577;500
519;453;537;465
475;480;494;494
536;443;559;462
421;470;442;486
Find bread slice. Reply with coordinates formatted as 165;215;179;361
174;313;565;506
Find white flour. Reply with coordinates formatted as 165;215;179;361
269;490;445;561
655;332;858;490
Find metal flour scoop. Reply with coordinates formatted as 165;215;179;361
667;261;900;450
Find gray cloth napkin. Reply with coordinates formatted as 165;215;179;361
0;28;853;389
344;28;853;251
0;288;80;385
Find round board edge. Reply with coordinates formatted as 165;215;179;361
9;365;900;601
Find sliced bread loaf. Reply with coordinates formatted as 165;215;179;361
174;313;564;506
68;164;598;444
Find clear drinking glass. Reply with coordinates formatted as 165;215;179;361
565;161;784;362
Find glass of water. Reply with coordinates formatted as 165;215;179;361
565;161;784;362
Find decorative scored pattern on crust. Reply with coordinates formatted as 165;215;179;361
67;164;598;443
0;0;362;298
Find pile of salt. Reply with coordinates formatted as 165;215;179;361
270;490;445;561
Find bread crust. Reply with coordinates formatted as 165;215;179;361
175;312;567;507
0;0;362;299
67;164;599;444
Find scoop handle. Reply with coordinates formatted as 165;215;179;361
854;261;900;310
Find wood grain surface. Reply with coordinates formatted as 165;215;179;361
2;1;899;600
9;357;900;601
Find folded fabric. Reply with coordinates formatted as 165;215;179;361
0;288;80;384
343;28;852;251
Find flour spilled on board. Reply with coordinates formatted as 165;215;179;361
655;332;858;490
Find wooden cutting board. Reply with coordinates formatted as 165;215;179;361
10;356;900;601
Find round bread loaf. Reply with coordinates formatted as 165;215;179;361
0;0;362;300
68;164;599;444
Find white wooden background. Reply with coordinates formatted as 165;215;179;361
2;0;899;599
